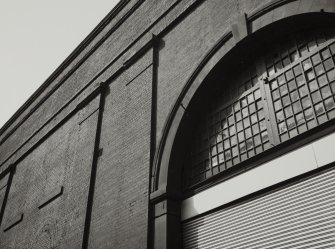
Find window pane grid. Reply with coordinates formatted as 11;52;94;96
185;84;272;187
184;29;335;189
265;30;330;77
270;41;335;142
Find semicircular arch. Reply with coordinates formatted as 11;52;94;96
151;1;335;200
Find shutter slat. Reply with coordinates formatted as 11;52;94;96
183;169;335;230
185;207;335;247
183;167;335;248
184;189;335;240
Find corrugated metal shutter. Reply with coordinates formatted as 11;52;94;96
183;167;335;248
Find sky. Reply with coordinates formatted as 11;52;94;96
0;0;119;128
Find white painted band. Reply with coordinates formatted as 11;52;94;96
181;131;335;221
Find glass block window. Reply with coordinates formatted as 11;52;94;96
184;28;335;189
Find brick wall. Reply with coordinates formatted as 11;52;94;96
0;0;274;248
0;97;99;249
89;51;153;249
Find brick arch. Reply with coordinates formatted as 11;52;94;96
150;3;335;248
151;0;335;199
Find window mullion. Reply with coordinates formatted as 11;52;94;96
256;59;280;146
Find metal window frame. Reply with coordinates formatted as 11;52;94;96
184;29;335;191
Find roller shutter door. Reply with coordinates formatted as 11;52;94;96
183;167;335;248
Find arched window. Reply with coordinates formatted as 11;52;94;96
183;27;335;188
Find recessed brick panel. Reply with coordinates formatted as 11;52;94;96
0;97;99;249
89;53;152;249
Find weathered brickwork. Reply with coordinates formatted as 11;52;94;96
0;97;99;249
1;0;329;248
89;51;153;249
156;0;240;141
